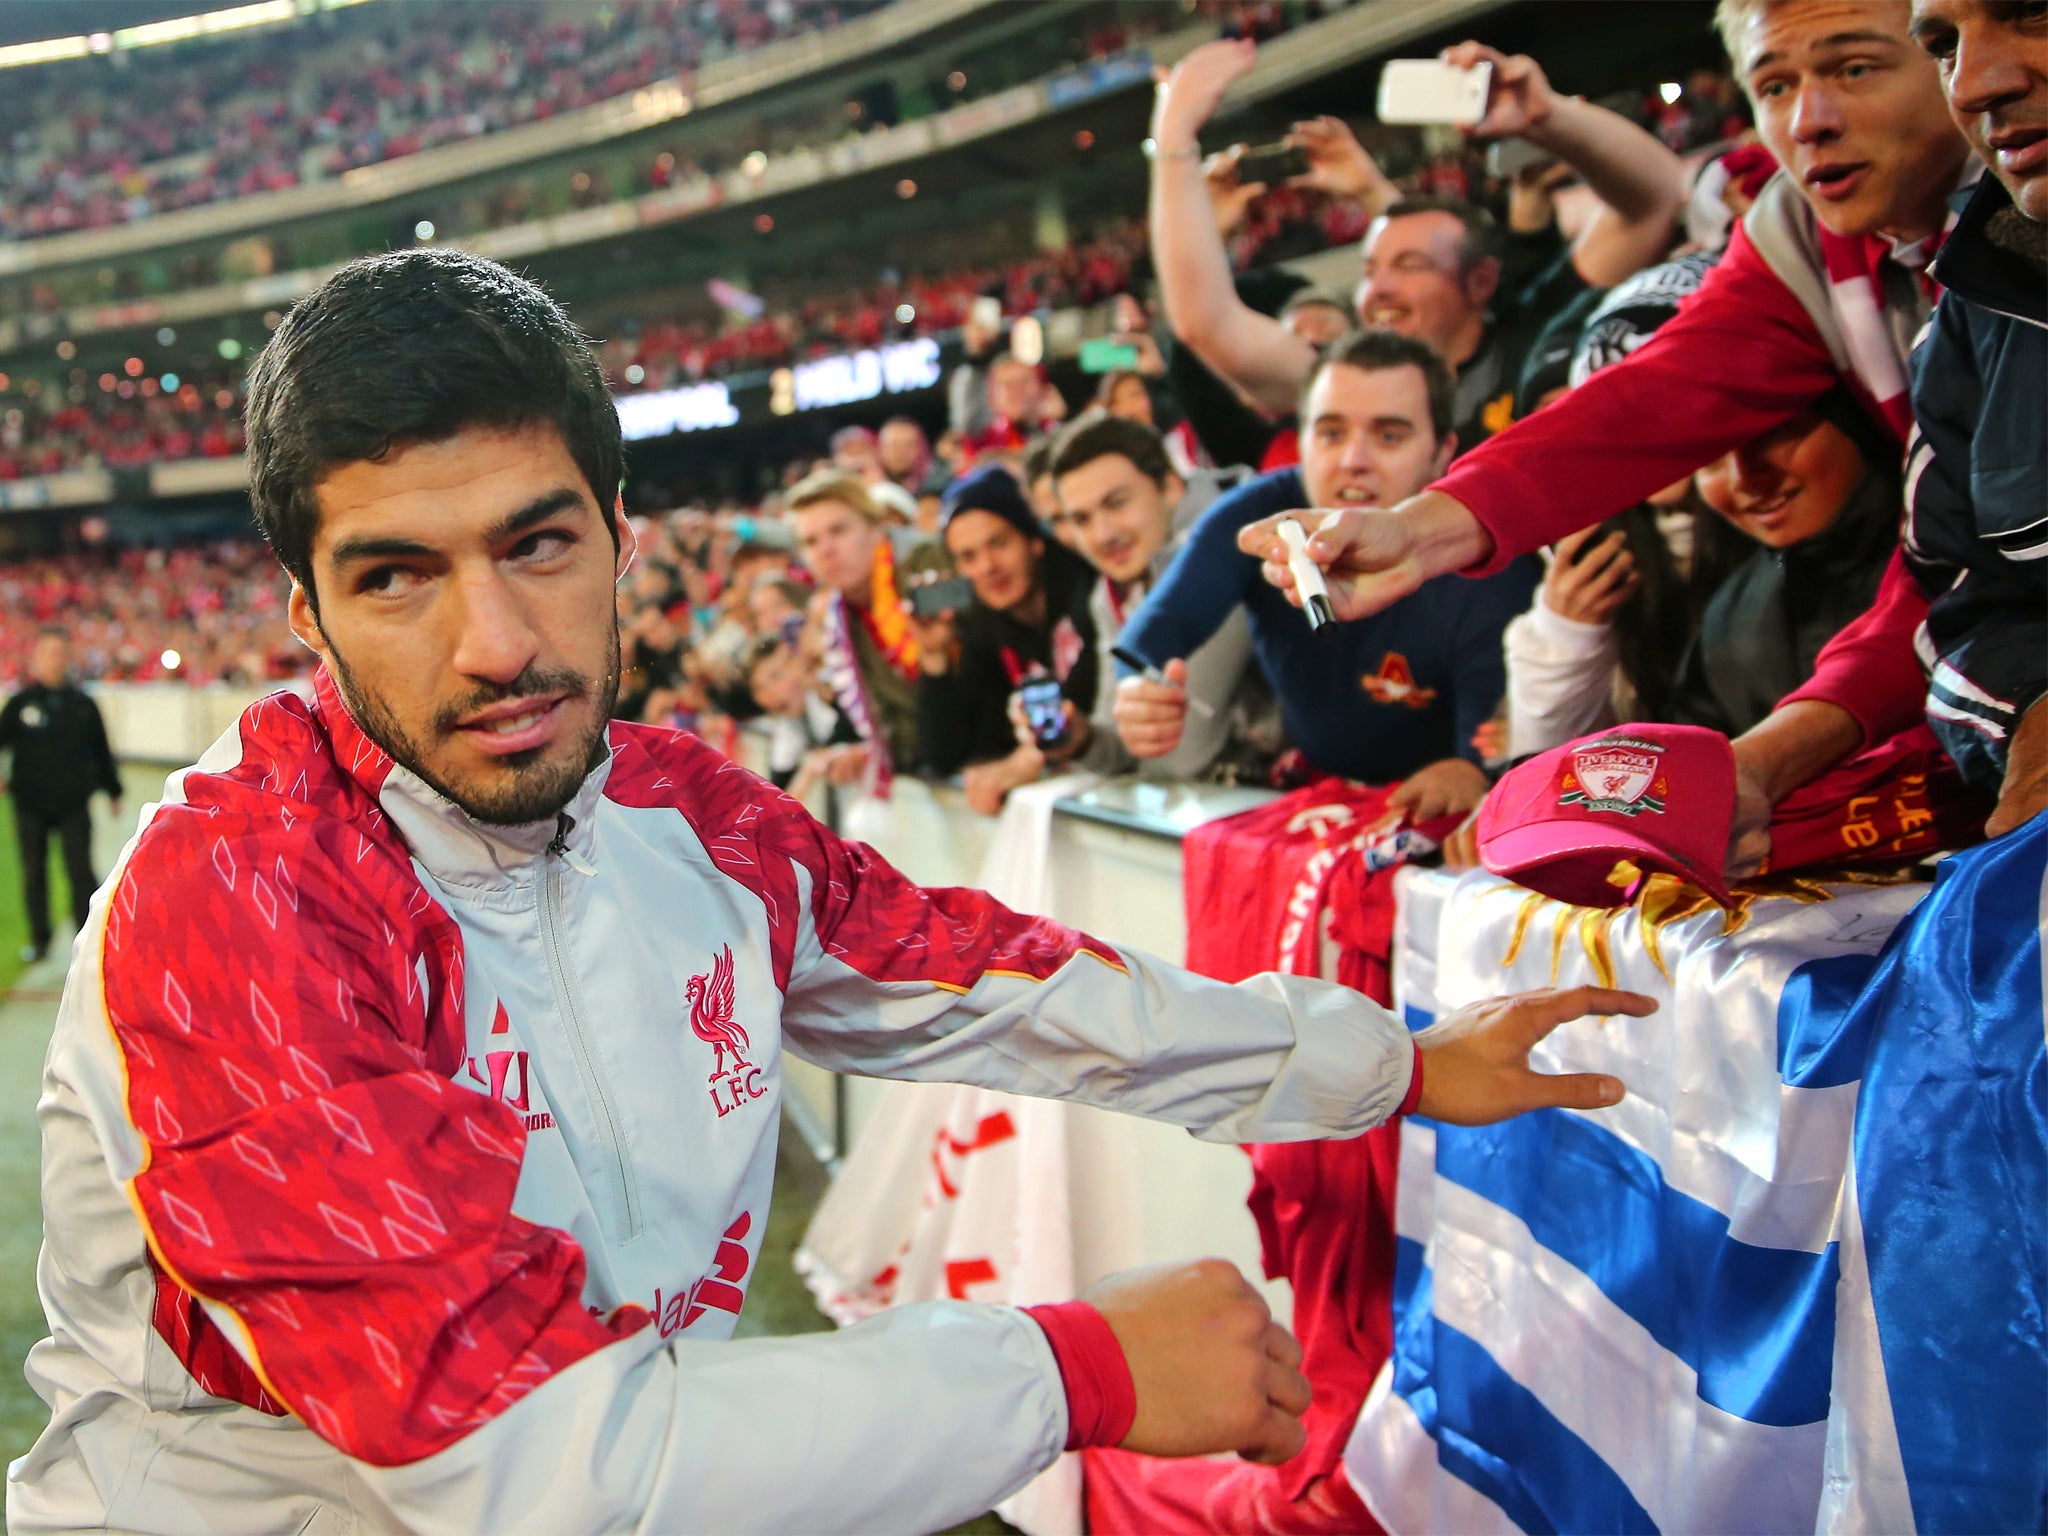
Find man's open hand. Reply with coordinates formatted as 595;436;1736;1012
1151;38;1258;152
1114;657;1190;759
1440;41;1558;141
1389;756;1490;823
1084;1259;1309;1467
1237;492;1492;624
1287;114;1396;208
1416;986;1653;1125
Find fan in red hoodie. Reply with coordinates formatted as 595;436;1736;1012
1241;0;1979;878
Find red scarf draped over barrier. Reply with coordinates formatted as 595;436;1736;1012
1087;781;1454;1535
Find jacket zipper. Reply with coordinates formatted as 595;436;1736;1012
539;813;641;1241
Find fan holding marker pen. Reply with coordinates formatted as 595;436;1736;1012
1278;518;1336;632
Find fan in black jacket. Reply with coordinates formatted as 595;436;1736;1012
1667;390;1905;738
915;467;1098;781
1906;169;2047;833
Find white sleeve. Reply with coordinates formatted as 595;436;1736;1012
364;1302;1065;1535
780;858;1417;1141
1505;595;1623;758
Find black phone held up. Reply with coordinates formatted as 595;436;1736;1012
1236;140;1310;183
907;575;973;619
1016;677;1069;749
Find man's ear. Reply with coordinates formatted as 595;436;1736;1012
614;496;638;584
1462;255;1501;311
286;581;332;664
1429;432;1458;481
1163;471;1187;507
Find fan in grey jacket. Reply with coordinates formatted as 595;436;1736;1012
1046;416;1283;782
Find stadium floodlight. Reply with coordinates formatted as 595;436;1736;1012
1660;82;1683;104
414;220;436;242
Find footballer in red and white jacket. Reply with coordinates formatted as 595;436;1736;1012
7;249;1643;1536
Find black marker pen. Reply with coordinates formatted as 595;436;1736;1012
1278;518;1336;631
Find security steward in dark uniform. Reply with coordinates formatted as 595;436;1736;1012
0;630;122;963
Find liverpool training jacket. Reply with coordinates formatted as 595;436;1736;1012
9;666;1419;1535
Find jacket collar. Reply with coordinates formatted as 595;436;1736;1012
1932;173;2047;327
313;664;608;888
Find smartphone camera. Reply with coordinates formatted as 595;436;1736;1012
1016;677;1070;750
906;573;973;620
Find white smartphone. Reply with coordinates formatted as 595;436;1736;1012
1377;59;1493;126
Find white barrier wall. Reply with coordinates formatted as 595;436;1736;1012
91;681;291;765
826;777;1292;1306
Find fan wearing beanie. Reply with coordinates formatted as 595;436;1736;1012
913;466;1100;812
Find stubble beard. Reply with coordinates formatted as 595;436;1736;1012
326;620;621;826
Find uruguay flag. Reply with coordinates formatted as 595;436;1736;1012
1346;816;2047;1534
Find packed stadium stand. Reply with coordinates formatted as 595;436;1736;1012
6;0;2040;1530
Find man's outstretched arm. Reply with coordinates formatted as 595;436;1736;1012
1235;221;1847;613
1148;39;1321;418
1442;42;1690;289
68;805;1304;1533
768;763;1646;1135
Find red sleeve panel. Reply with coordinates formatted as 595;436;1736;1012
606;724;1126;993
99;787;647;1468
1437;227;1846;575
1777;549;1932;743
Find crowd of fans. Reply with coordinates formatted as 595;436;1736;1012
0;0;879;242
0;371;245;482
19;17;2016;868
600;218;1152;391
0;542;296;689
3;6;2042;1527
0;27;1756;486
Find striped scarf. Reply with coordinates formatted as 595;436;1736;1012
1816;220;1953;443
819;591;893;800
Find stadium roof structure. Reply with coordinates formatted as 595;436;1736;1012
0;0;367;68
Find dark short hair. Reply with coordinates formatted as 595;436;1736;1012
729;540;782;571
743;631;793;679
1048;413;1174;488
244;248;622;605
1376;195;1501;275
1278;289;1352;323
1021;433;1059;485
1303;327;1456;443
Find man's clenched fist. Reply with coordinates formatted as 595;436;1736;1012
1083;1259;1310;1466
